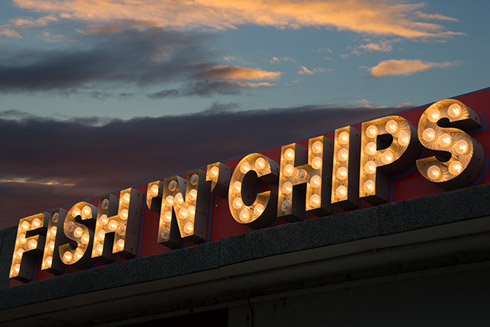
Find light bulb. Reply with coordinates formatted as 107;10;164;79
98;229;106;238
16;248;24;257
255;157;267;170
448;161;463;175
165;195;174;206
13;263;21;274
311;157;322;169
150;184;159;195
454;140;469;155
309;194;321;207
338;132;349;145
175;193;184;203
48;241;55;250
232;197;243;209
422;128;436;142
312;141;323;153
381;150;394;164
122;192;130;203
366;125;378;138
336;185;347;199
63;251;73;262
297;169;308;180
32;218;42;228
363;180;375;194
233;181;241;193
51;212;59;223
49;226;57;235
116;239;125;250
184;222;194;234
437;133;452;147
100;214;108;225
81;233;90;244
163;211;172;222
21;221;30;230
336;167;348;180
428;108;441;123
364;161;376;174
338;148;349;162
117;225;126;235
190;174;199;186
82;205;91;218
120;208;129;220
240;162;251;174
66;221;75;232
284;148;295;161
398;133;410;146
160;227;169;238
72;207;81;217
168;180;177;192
189;189;197;200
209;166;219;178
73;227;83;238
101;198;110;210
188;206;196;216
74;249;83;260
19;233;26;243
365;142;377;155
109;220;118;231
45;256;53;266
95;243;103;254
253;204;265;216
385;120;398;133
179;208;188;219
311;175;321;188
448;103;462;118
427;165;441;180
28;238;37;249
283;164;294;176
281;200;291;212
282;181;293;193
239;209;251;222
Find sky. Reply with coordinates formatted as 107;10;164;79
1;0;489;228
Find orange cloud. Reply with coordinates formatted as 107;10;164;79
195;65;281;81
369;59;458;77
359;40;394;52
298;65;328;75
11;15;58;27
13;0;461;39
0;28;21;38
415;11;458;22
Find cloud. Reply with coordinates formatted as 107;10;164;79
12;0;462;39
11;14;58;27
359;40;394;52
194;65;281;81
0;28;21;38
368;59;458;77
298;65;328;75
415;11;458;22
0;104;401;228
270;56;296;64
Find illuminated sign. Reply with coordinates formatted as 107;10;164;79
8;98;487;283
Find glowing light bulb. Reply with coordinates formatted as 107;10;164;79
363;180;375;194
449;161;463;175
16;248;24;257
101;198;110;210
13;263;21;274
312;141;323;153
109;220;118;231
381;150;394;164
120;208;128;220
454;140;469;155
427;165;441;180
184;222;194;234
232;197;243;209
45;256;53;266
21;221;30;230
255;157;267;170
282;181;293;193
82;205;91;218
336;167;348;180
428;108;441;123
398;133;410;146
73;227;83;238
166;195;174;206
365;142;377;155
179;207;188;219
311;175;321;188
150;184;159;195
385;120;398;133
311;157;322;169
168;180;177;192
338;148;349;162
336;185;347;199
72;207;81;217
122;192;130;203
239;209;251;222
74;249;83;260
366;125;378;138
209;166;219;178
233;181;241;193
98;229;106;238
254;204;265;216
297;169;308;180
364;161;376;174
422;128;436;142
95;243;103;254
28;238;37;249
63;251;73;262
163;211;172;222
189;189;197;200
283;164;295;176
437;133;452;147
19;233;26;243
48;241;55;250
338;132;349;145
49;226;57;235
190;174;199;186
117;225;126;235
188;206;196;216
309;194;321;207
175;193;184;204
281;200;291;212
240;162;251;174
51;212;59;223
80;232;89;244
32;218;42;228
100;214;108;225
116;239;125;250
448;103;462;118
284;148;295;161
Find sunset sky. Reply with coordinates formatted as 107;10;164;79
1;0;489;227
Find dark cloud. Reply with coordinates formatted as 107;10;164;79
0;104;402;228
147;80;250;99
